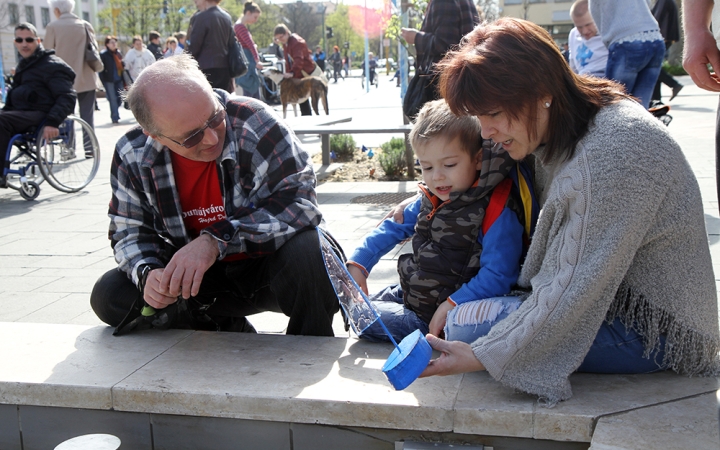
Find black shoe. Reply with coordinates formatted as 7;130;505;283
670;84;683;101
0;176;6;188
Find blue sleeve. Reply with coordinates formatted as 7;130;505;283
449;207;524;304
347;197;420;273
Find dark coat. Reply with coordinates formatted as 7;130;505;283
188;6;233;70
414;0;480;70
652;0;680;44
99;48;123;84
147;42;164;60
4;47;76;128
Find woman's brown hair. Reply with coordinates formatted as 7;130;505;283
438;18;629;163
244;1;261;14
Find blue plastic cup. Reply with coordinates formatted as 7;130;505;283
382;329;432;390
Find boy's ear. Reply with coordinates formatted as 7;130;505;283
474;151;483;170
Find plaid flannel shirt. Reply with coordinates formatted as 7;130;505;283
414;0;480;70
108;90;322;287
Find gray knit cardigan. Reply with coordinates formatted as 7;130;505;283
471;100;720;404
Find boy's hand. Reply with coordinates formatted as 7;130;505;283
429;300;454;337
347;264;369;295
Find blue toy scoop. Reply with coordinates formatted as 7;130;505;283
319;229;431;390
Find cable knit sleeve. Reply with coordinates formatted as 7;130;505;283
469;101;685;403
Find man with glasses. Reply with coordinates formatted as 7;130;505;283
90;54;341;337
0;22;76;187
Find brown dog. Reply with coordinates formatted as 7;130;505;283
263;69;329;119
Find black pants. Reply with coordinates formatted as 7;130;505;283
203;68;234;95
0;110;47;171
299;99;312;116
90;229;340;336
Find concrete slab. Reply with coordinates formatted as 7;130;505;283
0;323;192;409
113;332;461;432
589;392;720;450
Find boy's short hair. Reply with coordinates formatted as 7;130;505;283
149;31;160;41
166;36;178;45
409;99;483;156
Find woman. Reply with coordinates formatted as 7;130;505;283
98;36;124;124
124;36;156;82
273;23;320;116
188;0;234;93
234;1;263;99
411;18;720;404
329;46;343;83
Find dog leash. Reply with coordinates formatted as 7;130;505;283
262;76;279;96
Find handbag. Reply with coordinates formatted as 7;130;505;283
227;35;248;79
235;47;260;94
83;24;104;72
402;61;439;119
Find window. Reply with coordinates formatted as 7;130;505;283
82;11;89;21
9;3;19;25
41;7;50;27
25;5;36;25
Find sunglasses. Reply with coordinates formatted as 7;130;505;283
161;105;226;148
15;37;37;43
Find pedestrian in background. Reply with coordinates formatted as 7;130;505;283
174;32;187;50
234;1;263;98
164;37;183;57
400;0;480;114
589;0;665;109
651;0;683;102
147;31;164;60
124;35;156;82
314;45;326;72
44;0;100;133
188;0;234;93
329;45;343;82
273;23;319;115
99;36;124;124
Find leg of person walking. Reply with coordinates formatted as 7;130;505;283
102;81;120;123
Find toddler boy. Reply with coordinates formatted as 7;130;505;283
347;99;536;343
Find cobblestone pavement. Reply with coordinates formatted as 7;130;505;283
0;74;718;335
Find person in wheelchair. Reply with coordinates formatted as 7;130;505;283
0;22;76;187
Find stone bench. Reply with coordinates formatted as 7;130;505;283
0;322;718;450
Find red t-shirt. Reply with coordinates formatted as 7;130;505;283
171;152;246;261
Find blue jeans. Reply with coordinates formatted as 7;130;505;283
359;284;429;343
445;296;668;374
605;39;665;109
103;80;123;123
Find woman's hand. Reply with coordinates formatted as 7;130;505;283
419;334;485;377
428;300;454;337
380;193;419;225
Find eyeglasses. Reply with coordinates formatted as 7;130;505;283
160;104;226;148
14;37;37;43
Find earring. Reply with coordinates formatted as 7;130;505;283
544;102;551;108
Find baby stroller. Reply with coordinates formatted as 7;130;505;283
361;60;379;89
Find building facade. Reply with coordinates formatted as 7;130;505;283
500;0;574;44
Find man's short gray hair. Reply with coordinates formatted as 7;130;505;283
48;0;76;14
123;53;215;136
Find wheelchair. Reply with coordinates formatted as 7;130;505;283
3;115;100;200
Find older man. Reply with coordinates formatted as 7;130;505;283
0;23;76;187
44;0;100;133
90;54;340;336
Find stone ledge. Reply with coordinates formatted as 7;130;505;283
0;322;718;448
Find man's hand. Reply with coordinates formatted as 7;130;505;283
419;334;485;377
429;300;454;337
42;126;59;141
159;233;219;300
401;28;419;45
347;264;369;295
683;29;720;91
143;268;179;309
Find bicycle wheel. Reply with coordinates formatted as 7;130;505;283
5;141;44;191
36;115;100;193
